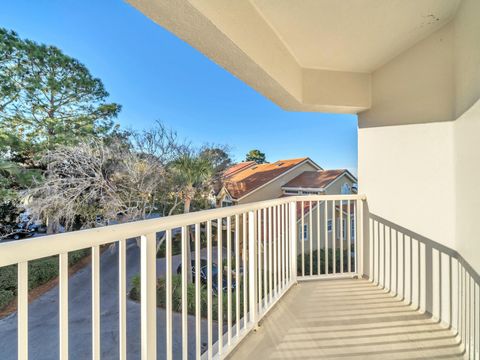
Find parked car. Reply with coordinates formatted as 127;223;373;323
176;260;236;293
0;225;35;240
27;222;47;234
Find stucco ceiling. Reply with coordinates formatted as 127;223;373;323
251;0;461;72
127;0;463;114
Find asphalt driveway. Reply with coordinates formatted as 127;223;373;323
0;240;221;359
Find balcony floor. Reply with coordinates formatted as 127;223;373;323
229;278;463;360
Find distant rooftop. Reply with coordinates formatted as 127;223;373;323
283;169;354;190
222;158;314;199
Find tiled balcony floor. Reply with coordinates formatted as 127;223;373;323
228;278;463;360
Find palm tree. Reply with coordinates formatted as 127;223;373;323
171;153;213;283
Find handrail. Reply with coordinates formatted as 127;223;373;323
0;194;366;359
0;194;365;267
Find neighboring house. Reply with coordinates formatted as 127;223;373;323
282;169;357;196
216;158;323;206
216;157;356;206
217;158;358;252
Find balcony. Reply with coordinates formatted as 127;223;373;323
0;194;477;359
230;279;462;359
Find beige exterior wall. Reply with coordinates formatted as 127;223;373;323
237;161;318;204
323;174;356;195
455;100;480;274
358;122;456;250
353;0;480;323
359;0;480;278
297;174;357;253
358;23;454;128
453;0;480;274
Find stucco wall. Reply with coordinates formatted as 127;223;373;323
358;122;456;249
453;0;480;274
358;22;454;127
454;100;480;274
359;0;480;277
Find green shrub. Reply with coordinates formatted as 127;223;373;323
28;257;59;290
0;248;90;311
0;265;17;291
297;247;354;276
156;228;224;258
129;273;245;322
0;289;14;309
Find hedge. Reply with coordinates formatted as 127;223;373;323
129;273;244;322
0;249;90;312
297;248;354;276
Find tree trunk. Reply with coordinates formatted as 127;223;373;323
184;196;194;284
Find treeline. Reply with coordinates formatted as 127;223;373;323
0;28;231;236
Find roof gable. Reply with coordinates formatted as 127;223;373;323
223;158;319;199
283;169;356;190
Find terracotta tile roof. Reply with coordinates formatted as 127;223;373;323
223;161;256;178
223;158;309;199
283;169;349;189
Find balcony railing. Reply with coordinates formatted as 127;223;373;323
0;194;478;359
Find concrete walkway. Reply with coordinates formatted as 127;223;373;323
0;241;220;359
228;278;462;360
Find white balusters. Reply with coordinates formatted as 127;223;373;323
216;218;223;356
268;206;273;302
325;200;328;275
248;210;257;326
309;201;313;276
166;230;173;360
17;261;28;360
289;202;297;284
207;221;213;360
234;215;240;337
119;239;127;360
181;227;188;360
226;216;232;345
59;253;69;360
92;245;101;360
317;201;320;276
332;200;336;275
194;224;201;360
242;213;248;330
0;194;368;360
340;200;343;273
140;233;157;360
347;200;351;273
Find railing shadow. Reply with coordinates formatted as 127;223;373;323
365;213;479;358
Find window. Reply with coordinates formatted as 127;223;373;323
303;224;308;240
221;199;233;207
351;217;355;240
302;190;320;195
327;220;332;232
341;183;351;194
336;219;347;239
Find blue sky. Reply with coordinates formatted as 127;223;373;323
1;0;358;173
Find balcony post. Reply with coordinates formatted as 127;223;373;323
289;201;297;284
140;233;157;360
248;210;258;327
356;198;364;278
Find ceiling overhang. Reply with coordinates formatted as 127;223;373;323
127;0;460;114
